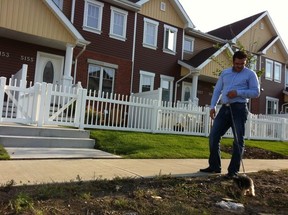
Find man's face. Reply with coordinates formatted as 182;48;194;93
233;58;246;72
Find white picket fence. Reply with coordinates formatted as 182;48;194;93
1;76;288;141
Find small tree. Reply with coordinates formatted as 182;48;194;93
211;41;265;78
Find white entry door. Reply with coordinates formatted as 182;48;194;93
34;52;64;85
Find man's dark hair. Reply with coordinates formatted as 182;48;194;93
233;51;247;61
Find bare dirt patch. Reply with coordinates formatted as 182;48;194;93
0;147;287;215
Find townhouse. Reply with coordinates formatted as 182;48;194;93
0;0;287;115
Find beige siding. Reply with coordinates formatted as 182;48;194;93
265;45;286;62
0;0;75;44
200;52;232;78
238;19;273;53
139;0;184;28
238;18;286;62
181;51;231;79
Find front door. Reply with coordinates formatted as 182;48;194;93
34;52;64;85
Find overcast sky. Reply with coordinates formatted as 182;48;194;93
179;0;288;49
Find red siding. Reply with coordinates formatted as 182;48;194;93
0;37;64;84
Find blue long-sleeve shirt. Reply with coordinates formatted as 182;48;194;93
210;66;260;109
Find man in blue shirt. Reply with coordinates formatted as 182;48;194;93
200;51;260;179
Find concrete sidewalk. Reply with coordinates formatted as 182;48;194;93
1;158;287;186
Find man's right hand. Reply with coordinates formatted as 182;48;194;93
210;109;216;120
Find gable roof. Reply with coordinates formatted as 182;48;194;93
136;0;195;29
207;11;288;59
208;11;266;41
179;43;233;71
44;0;89;46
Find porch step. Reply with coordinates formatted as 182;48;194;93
0;124;95;149
0;135;94;148
0;124;90;138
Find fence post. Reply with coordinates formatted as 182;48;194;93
78;88;87;129
203;106;210;137
0;77;7;122
280;118;286;141
246;113;252;140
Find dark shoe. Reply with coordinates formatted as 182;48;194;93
199;167;221;173
223;173;237;180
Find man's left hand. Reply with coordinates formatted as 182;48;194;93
227;90;237;98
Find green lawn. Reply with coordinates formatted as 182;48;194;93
1;129;287;160
90;129;288;159
0;144;10;160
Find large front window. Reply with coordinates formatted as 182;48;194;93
160;75;174;102
266;97;278;114
88;65;115;94
139;71;155;92
83;0;103;34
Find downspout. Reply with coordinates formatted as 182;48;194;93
71;0;76;23
174;70;193;103
130;12;138;94
73;45;86;85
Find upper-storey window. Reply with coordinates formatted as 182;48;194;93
143;18;159;50
285;68;288;88
83;0;104;34
163;24;177;55
52;0;63;10
274;62;282;83
265;59;273;80
184;36;194;53
109;7;128;41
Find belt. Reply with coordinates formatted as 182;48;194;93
222;102;246;107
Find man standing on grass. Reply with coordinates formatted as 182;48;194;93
200;50;260;179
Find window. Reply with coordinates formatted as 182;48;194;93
83;0;104;34
143;18;159;49
274;62;282;82
184;36;194;53
163;24;178;54
52;0;63;10
139;71;155;92
88;64;115;94
109;7;128;41
266;97;278;114
265;59;273;80
285;68;288;88
160;75;174;102
160;2;166;11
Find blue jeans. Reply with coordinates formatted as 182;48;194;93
208;103;248;175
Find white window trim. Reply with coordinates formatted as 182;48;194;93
109;6;128;41
143;18;159;50
139;70;155;92
184;36;195;53
274;62;282;83
265;59;273;80
160;75;174;102
83;0;104;34
266;96;279;114
163;24;178;55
